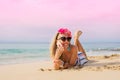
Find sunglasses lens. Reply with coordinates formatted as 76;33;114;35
60;37;66;41
67;37;71;41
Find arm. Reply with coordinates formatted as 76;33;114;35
53;42;65;69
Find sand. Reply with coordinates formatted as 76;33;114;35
0;54;120;80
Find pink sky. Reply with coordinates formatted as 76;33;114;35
0;0;120;42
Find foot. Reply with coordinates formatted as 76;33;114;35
74;30;82;40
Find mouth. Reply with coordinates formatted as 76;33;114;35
63;43;69;48
64;43;68;46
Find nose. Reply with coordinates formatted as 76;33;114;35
64;40;69;43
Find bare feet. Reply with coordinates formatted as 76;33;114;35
74;30;82;40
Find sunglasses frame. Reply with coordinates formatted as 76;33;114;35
58;37;72;42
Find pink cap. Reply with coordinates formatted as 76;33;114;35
58;28;72;37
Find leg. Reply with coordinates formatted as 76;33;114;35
74;30;88;59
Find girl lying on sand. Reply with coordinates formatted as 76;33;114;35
50;28;88;70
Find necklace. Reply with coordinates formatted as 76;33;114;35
67;44;71;51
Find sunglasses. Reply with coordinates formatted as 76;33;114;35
58;37;72;42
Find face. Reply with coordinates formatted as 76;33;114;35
57;34;72;48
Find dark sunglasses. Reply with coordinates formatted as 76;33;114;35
58;37;72;42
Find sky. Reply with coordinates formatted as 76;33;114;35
0;0;120;43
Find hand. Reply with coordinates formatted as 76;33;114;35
55;41;64;59
63;62;69;69
56;41;64;53
54;59;64;66
57;41;63;47
57;41;69;50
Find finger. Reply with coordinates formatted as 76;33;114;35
59;42;63;47
57;41;62;47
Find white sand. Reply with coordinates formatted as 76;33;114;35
0;54;120;80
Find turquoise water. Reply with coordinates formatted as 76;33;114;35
83;42;120;56
0;43;50;65
0;42;120;65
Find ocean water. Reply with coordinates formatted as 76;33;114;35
0;42;120;65
0;43;50;65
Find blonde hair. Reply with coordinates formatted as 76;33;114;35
49;33;59;59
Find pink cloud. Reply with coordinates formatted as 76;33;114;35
1;0;120;42
0;0;120;26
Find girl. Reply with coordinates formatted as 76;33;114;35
50;28;88;70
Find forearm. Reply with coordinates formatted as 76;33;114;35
54;49;63;59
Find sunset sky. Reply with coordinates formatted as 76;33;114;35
0;0;120;42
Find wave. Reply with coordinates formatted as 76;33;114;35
0;48;49;54
86;48;120;52
0;48;50;65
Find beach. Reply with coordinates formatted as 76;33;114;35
0;0;120;79
0;54;120;80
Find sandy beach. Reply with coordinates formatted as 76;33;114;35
0;54;120;80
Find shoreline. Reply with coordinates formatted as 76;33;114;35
0;54;120;80
0;53;119;66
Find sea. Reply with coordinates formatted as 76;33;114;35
0;42;120;65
